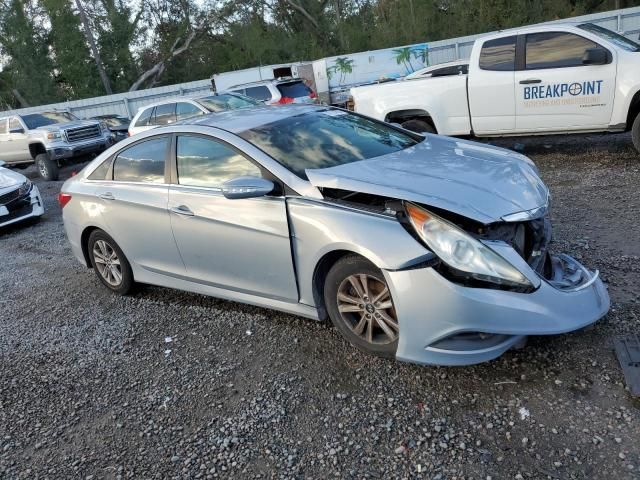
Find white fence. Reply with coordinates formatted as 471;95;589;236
2;5;640;119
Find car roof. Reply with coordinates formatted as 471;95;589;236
134;93;245;114
180;104;323;133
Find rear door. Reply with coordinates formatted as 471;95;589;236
0;118;11;162
468;35;517;134
168;133;298;301
94;135;185;276
514;31;616;131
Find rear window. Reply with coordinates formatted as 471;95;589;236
276;81;313;99
244;86;272;102
238;109;419;179
135;107;153;127
153;103;176;125
113;137;169;183
479;36;516;71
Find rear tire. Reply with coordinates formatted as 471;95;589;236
324;255;398;358
401;119;436;134
88;229;134;295
632;114;640;154
35;153;59;181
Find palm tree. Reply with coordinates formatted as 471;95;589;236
393;47;415;73
333;57;355;85
410;45;430;68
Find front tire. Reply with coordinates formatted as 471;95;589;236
324;255;399;358
632;114;640;154
88;230;134;295
35;153;59;181
401;119;436;134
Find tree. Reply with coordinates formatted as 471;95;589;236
0;0;58;107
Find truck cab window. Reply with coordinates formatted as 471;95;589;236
526;32;599;69
479;36;516;71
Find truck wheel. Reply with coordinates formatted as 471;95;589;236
401;119;436;134
35;153;59;181
632;114;640;154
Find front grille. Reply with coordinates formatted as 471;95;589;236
65;124;101;143
2;203;33;223
0;187;22;206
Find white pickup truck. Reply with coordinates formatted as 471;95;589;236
348;22;640;152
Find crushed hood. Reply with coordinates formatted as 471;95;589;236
0;167;26;190
306;135;549;224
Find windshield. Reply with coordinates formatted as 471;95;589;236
238;109;420;179
22;111;77;129
197;94;261;112
578;23;640;52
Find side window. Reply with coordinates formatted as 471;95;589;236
9;118;23;132
526;32;598;69
176;102;203;121
135;107;153;127
176;135;262;188
88;157;113;180
479;36;516;71
113;137;169;183
244;86;272;102
0;119;7;134
153;103;176;125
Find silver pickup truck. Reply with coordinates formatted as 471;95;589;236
0;111;113;180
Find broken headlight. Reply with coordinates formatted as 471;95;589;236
405;202;532;288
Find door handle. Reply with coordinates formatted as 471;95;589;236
519;79;542;84
170;205;194;216
98;192;115;200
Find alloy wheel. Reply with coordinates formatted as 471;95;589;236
336;274;398;345
38;159;48;178
92;239;122;287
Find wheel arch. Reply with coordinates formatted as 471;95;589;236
311;249;379;321
29;142;46;159
80;225;101;268
626;89;640;130
385;109;436;130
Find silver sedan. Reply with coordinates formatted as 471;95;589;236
60;105;609;366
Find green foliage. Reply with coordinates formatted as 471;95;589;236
0;0;638;108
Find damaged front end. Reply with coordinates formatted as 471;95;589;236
318;186;608;366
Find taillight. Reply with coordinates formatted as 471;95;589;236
346;95;355;111
309;91;317;99
58;192;72;208
278;96;294;104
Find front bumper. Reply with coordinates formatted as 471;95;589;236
46;136;111;161
0;185;45;228
384;253;609;366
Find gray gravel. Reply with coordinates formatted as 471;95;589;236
1;134;639;479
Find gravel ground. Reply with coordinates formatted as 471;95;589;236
1;134;639;479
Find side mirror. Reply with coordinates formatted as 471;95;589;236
582;48;609;65
0;160;6;168
222;176;274;199
9;127;24;134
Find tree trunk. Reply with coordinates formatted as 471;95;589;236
12;89;30;108
75;0;113;95
128;31;197;92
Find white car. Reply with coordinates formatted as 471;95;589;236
128;93;261;137
0;161;44;228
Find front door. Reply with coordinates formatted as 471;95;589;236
7;117;31;163
168;134;298;302
514;31;617;132
468;35;517;134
